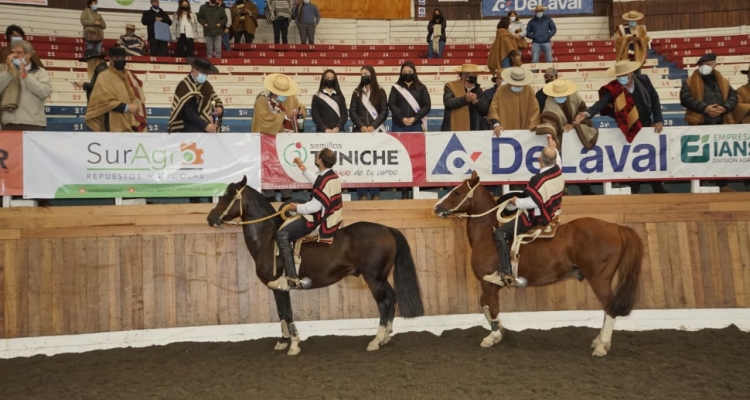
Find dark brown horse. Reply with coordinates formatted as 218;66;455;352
207;176;424;355
433;172;643;356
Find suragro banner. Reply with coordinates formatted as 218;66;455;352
261;133;426;189
23;132;261;199
482;0;594;17
426;128;670;184
97;0;241;13
669;125;750;179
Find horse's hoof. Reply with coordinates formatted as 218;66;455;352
480;338;495;348
287;346;301;356
380;336;391;346
274;341;289;351
592;345;608;357
367;341;380;351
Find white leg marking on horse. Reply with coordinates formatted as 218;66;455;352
381;321;394;346
367;325;387;351
592;314;615;357
287;334;301;356
480;307;504;348
274;321;290;350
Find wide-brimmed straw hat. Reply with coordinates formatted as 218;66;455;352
187;57;219;74
543;79;578;97
264;73;299;96
606;60;641;77
534;5;545;12
126;23;136;30
454;63;482;73
622;10;644;21
501;67;535;86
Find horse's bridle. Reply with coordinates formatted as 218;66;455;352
440;181;504;219
215;186;291;227
218;187;245;223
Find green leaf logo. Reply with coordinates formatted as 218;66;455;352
700;135;709;143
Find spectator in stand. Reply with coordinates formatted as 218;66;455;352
577;60;667;194
253;73;307;202
480;74;503;131
537;79;597;196
508;10;527;53
74;49;108;102
615;10;650;65
732;65;750;191
389;61;431;133
350;65;388;201
117;24;147;56
426;8;446;59
312;69;347;133
199;0;228;59
536;67;558;112
487;67;540;136
168;57;223;133
293;0;320;45
172;1;199;58
680;53;738;192
1;25;44;68
142;0;172;57
442;64;490;131
487;17;519;77
80;0;106;54
232;0;259;45
218;0;232;51
84;48;147;133
268;0;293;45
526;5;556;65
0;40;52;131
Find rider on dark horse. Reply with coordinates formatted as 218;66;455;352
484;135;564;288
267;148;343;291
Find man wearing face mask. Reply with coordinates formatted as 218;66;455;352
576;60;667;194
536;67;558;113
0;25;44;69
84;48;147;133
117;24;147;56
526;5;556;65
292;0;320;45
141;0;172;57
442;64;489;132
615;10;650;65
0;40;51;131
168;57;224;133
487;67;540;137
198;0;228;59
732;65;750;125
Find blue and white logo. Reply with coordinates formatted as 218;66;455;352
431;134;482;175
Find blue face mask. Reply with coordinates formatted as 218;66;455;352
554;96;567;104
92;4;98;11
617;76;629;86
536;12;543;18
12;58;21;67
276;95;288;102
510;86;523;93
10;36;21;43
195;72;207;84
628;21;637;27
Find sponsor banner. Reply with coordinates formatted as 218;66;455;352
0;0;47;5
670;126;750;179
23;132;261;199
482;0;594;17
261;133;426;189
97;0;238;13
0;131;24;195
426;128;669;184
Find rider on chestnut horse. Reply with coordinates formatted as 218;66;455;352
484;135;564;288
267;148;343;291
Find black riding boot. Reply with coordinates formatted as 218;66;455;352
483;229;527;287
268;230;299;291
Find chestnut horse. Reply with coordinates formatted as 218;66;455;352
207;176;424;355
433;172;643;356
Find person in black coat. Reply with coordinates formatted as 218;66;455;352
441;63;490;132
75;49;108;102
311;68;348;133
350;65;388;132
427;8;446;59
141;0;172;57
388;61;431;133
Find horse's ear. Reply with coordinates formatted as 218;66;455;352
470;170;480;183
239;175;247;187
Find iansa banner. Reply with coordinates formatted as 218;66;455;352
23;132;261;199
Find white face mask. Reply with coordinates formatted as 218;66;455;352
698;64;713;76
510;16;516;22
536;12;543;18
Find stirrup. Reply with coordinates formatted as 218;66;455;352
267;276;293;291
482;272;528;288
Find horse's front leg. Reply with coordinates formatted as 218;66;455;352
272;290;301;356
479;281;504;348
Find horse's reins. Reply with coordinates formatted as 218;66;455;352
444;181;504;219
218;187;292;226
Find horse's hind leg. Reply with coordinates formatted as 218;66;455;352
587;275;616;357
365;279;391;351
383;282;397;345
479;282;504;348
272;290;301;355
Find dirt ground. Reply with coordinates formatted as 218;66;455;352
1;326;749;400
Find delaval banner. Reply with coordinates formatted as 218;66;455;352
261;133;426;189
23;132;261;199
670;126;750;179
426;128;669;184
482;0;594;17
98;0;240;13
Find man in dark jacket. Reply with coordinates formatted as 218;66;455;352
198;0;228;59
536;67;558;112
526;5;556;64
442;64;489;131
141;0;172;57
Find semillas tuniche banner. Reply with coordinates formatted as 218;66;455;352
23;132;261;199
261;132;426;189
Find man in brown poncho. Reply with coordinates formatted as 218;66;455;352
84;48;147;132
536;79;598;195
441;64;489;131
487;67;540;137
731;65;750;191
615;10;650;65
487;17;520;78
168;57;223;133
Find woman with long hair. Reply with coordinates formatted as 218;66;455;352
487;16;520;77
311;69;348;133
508;10;528;51
171;0;199;57
388;61;431;133
427;8;447;59
350;65;388;200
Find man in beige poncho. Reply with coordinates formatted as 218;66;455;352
615;10;650;66
486;67;540;137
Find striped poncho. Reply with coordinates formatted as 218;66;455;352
167;74;223;133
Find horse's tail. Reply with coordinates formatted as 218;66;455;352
388;227;424;318
606;225;643;317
